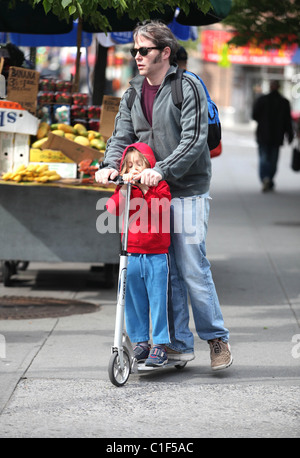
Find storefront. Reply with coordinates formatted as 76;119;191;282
200;27;298;124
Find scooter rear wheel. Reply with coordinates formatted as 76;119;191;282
108;350;130;387
175;362;187;370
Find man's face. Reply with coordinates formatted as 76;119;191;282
133;35;165;80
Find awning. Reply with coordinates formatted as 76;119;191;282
9;22;93;48
0;0;72;34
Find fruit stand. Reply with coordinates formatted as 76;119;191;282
0;180;120;286
0;71;122;287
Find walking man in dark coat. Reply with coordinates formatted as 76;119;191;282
252;80;294;192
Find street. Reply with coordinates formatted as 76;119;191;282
0;124;299;438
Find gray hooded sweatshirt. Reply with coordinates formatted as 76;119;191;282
102;64;211;197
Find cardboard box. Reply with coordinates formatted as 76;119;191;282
100;95;120;141
0;101;39;173
30;148;75;164
0;133;30;173
30;162;77;179
42;132;104;164
0;132;14;173
0;100;39;135
13;134;30;171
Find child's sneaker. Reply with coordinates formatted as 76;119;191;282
145;345;168;367
133;344;150;362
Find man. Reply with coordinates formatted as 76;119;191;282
95;20;232;371
252;80;294;192
175;45;188;69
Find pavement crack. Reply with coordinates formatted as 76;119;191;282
0;318;60;416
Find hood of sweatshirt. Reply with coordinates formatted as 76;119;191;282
120;142;156;170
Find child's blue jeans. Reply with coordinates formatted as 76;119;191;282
125;253;170;345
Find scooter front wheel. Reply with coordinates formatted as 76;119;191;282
108;350;131;387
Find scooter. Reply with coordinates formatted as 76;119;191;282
107;178;188;387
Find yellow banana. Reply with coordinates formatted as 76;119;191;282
13;174;22;182
40;170;57;176
36;164;49;173
35;176;48;182
27;164;39;172
14;164;26;173
47;174;61;181
2;172;12;180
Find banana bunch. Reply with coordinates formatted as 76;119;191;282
1;164;61;183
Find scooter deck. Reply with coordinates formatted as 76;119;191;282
137;359;187;372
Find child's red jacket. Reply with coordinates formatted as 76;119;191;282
106;142;171;254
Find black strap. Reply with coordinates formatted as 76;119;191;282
127;87;137;110
171;67;184;110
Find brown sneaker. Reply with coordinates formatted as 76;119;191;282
208;339;233;371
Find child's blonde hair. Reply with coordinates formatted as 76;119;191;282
120;147;151;175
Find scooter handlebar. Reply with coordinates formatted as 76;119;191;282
109;176;140;185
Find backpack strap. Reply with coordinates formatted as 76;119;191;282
126;87;137;110
171;67;185;110
171;68;204;110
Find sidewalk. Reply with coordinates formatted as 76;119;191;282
0;126;299;438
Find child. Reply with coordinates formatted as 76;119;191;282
106;143;171;367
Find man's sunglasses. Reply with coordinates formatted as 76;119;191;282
130;46;163;58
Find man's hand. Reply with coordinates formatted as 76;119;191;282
134;169;162;187
95;168;118;185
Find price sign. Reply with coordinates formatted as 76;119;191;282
7;66;40;115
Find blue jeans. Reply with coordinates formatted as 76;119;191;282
168;194;229;353
125;253;170;345
258;143;280;184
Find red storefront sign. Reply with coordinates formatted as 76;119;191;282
202;30;297;66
